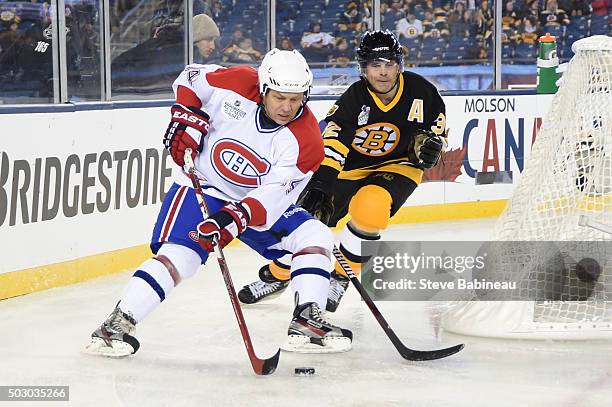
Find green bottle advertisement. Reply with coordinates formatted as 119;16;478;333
537;33;559;94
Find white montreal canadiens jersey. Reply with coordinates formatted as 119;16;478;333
171;64;323;230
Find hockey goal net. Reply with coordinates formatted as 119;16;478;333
441;35;612;339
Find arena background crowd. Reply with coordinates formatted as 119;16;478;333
0;0;610;103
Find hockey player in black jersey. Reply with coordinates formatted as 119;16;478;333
239;30;447;312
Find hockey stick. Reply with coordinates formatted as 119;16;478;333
332;246;465;361
183;149;280;375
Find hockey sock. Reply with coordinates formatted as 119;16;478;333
290;249;331;309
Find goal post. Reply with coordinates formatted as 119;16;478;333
441;35;612;339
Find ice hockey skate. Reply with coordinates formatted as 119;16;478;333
281;301;352;353
326;271;350;312
238;264;289;304
84;303;140;357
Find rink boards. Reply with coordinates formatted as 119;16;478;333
0;93;554;298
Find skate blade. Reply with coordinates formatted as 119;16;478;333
239;287;288;305
281;335;352;354
83;337;135;358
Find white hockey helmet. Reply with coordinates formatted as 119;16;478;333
258;48;313;98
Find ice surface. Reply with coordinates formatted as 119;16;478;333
1;219;611;406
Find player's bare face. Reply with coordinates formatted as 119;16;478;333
365;60;401;98
195;38;216;58
263;90;305;125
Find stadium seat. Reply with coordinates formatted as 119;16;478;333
590;15;611;35
502;43;514;59
448;36;470;47
543;24;563;41
422;36;446;49
514;43;536;62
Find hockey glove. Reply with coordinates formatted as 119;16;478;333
297;179;334;225
163;104;210;167
414;131;446;169
197;202;250;252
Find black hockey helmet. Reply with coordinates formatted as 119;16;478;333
356;30;403;69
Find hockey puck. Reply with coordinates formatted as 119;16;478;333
294;367;315;375
575;257;601;283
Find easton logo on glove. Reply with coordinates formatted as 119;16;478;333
163;104;210;167
172;110;210;129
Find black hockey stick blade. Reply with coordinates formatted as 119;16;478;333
400;344;465;361
333;246;464;361
388;328;465;361
255;349;281;375
354;275;465;361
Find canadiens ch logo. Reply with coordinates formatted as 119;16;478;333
210;139;271;187
352;122;400;157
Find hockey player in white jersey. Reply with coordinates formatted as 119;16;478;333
85;49;352;357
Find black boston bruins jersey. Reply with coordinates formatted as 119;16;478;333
317;71;446;185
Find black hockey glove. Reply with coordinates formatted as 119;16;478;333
297;179;334;225
414;131;446;169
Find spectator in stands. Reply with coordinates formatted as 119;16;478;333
193;0;211;16
397;12;424;39
210;1;228;24
569;1;593;16
224;25;246;49
423;7;450;38
360;0;373;30
463;0;477;11
339;2;364;31
448;1;470;37
432;9;451;37
14;24;53;98
525;0;541;20
476;0;493;40
0;18;20;79
388;0;406;16
277;36;294;51
502;0;522;28
539;0;570;27
223;37;262;64
464;9;481;38
421;9;435;34
193;13;220;63
0;21;20;50
516;15;540;45
300;22;335;63
591;0;610;16
501;22;519;44
329;37;353;66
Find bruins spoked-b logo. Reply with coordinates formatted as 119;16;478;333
352;122;400;157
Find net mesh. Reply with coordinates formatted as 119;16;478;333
442;36;612;338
